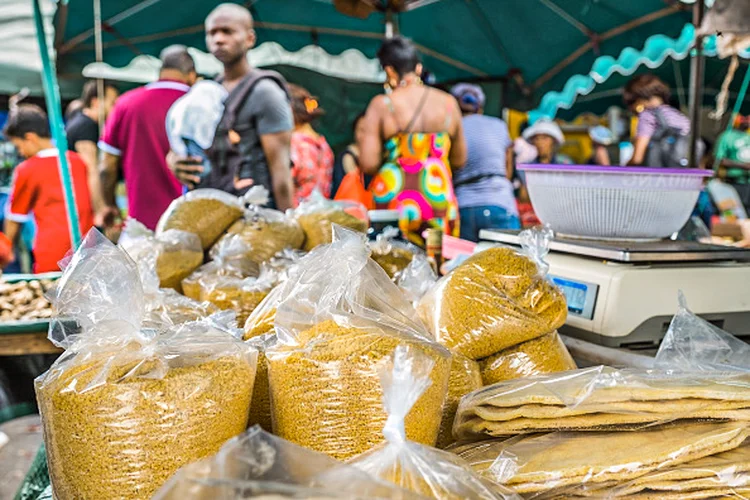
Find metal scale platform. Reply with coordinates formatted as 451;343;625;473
478;230;750;350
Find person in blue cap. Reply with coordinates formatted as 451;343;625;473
450;83;520;241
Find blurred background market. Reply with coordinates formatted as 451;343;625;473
2;0;750;497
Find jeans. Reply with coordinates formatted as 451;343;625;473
460;205;520;242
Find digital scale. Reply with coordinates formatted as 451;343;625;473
478;230;750;349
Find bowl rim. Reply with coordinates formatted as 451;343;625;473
518;163;714;176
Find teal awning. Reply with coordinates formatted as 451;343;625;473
55;0;693;103
531;23;750;122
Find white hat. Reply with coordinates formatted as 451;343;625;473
522;119;565;145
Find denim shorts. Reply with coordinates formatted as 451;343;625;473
459;205;521;242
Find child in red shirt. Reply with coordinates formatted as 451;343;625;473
3;105;94;273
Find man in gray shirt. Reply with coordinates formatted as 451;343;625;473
169;3;294;210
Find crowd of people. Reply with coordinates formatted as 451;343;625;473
0;2;706;273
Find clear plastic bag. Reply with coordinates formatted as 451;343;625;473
655;291;750;373
266;226;450;460
182;234;260;301
590;441;750;499
215;187;305;265
154;425;425;500
368;227;422;280
199;272;275;327
36;229;257;500
478;331;576;386
119;218;204;293
417;227;567;360
453;365;750;441
450;422;750;497
437;351;483;449
397;253;438;307
143;288;219;330
156;188;245;250
294;191;368;251
349;345;521;500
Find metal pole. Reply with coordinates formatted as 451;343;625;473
94;0;105;131
688;0;706;168
32;0;82;248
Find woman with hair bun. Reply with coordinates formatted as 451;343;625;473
289;83;334;205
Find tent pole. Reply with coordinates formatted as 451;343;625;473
688;0;706;169
94;0;105;131
32;0;82;249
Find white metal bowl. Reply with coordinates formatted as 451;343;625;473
519;164;713;240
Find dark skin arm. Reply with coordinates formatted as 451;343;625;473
447;99;467;169
261;130;294;211
99;152;122;228
358;96;387;176
506;147;515;180
167;151;203;189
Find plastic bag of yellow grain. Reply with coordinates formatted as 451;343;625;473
437;352;483;448
36;230;257;500
479;331;576;386
417;226;567;360
214;187;305;264
294;192;368;251
368;227;421;280
156;188;245;250
241;250;308;340
143;288;218;330
153;426;422;500
266;226;450;461
348;345;521;500
119;218;204;293
199;271;275;326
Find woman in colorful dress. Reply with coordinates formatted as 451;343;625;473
289;84;334;205
358;36;467;246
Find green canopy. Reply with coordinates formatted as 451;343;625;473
55;0;693;104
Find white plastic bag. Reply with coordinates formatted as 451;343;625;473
166;80;227;156
349;344;521;499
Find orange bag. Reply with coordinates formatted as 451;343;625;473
334;170;374;210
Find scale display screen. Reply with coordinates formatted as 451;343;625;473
550;275;598;320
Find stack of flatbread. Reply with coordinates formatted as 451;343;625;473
454;366;750;441
450;422;750;497
539;443;750;498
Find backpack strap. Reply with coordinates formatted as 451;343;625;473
218;69;289;134
211;70;290;174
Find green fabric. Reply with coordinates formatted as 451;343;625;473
55;0;692;106
716;129;750;165
0;402;35;425
13;444;49;500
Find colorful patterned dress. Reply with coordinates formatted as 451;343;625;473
369;132;460;247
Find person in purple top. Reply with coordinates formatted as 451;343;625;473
623;74;699;167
